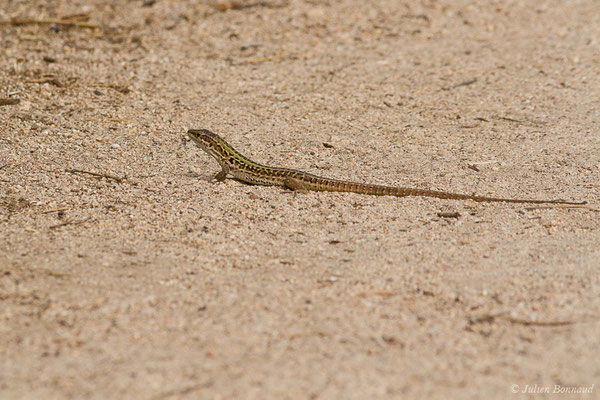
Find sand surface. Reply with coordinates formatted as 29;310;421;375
1;1;599;399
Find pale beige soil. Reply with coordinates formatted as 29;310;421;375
1;0;599;399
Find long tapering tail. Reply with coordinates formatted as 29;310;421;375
315;179;585;205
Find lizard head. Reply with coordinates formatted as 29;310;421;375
187;129;259;171
187;129;228;162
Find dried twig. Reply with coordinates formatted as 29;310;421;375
497;116;523;124
215;1;288;11
235;53;288;65
468;311;576;327
524;204;595;211
494;115;547;127
0;98;20;106
505;316;576;327
58;13;91;22
0;18;99;29
444;77;477;90
41;206;70;214
88;83;131;94
66;168;124;183
437;211;461;218
152;381;212;400
49;217;90;229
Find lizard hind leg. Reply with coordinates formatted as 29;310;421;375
284;177;311;193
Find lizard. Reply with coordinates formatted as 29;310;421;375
187;129;585;205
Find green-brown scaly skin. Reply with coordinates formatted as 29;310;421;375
187;129;585;205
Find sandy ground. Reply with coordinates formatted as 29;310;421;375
1;0;599;399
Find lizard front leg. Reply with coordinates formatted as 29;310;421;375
214;165;230;182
